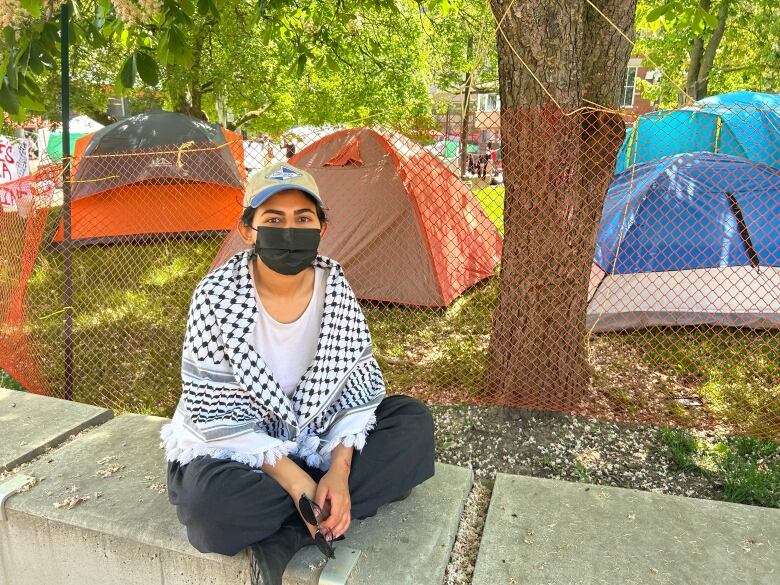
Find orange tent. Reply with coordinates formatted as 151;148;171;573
212;128;502;306
53;111;245;244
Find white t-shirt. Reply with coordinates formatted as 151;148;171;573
251;267;327;397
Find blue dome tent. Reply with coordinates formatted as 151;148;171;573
616;91;780;173
588;152;780;331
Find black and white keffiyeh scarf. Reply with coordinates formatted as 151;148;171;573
160;250;385;470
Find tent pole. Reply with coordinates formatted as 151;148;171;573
61;2;74;401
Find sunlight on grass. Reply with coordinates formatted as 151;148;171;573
620;328;780;436
11;219;780;437
472;185;504;234
142;256;193;287
659;427;780;507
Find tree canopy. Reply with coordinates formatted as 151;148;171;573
1;0;485;133
635;0;780;106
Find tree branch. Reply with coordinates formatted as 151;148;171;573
683;0;711;102
228;102;274;130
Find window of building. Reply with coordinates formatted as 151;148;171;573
477;93;500;112
622;66;638;107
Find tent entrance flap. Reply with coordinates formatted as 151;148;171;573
726;191;760;269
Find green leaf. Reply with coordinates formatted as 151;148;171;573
261;24;273;45
166;26;194;67
118;53;137;91
21;41;44;75
701;8;719;29
135;51;160;86
6;56;17;91
20;0;41;19
325;54;339;72
692;9;703;34
41;22;59;49
0;79;20;115
18;93;44;111
296;53;307;77
197;0;212;16
179;0;196;17
646;3;673;23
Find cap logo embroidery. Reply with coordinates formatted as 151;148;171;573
266;166;302;181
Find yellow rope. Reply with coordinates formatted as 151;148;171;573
75;139;240;161
625;118;638;169
176;141;196;168
38;307;75;320
496;24;563;111
64;175;120;184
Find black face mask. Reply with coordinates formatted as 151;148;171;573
253;226;321;275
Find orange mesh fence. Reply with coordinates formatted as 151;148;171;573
1;103;778;439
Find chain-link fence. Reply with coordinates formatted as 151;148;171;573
1;102;778;438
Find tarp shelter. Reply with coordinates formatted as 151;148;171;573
212;127;502;306
616;91;780;173
588;152;780;331
44;115;104;162
53;111;245;244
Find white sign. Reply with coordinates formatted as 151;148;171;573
0;136;30;184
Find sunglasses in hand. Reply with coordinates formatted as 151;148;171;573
298;494;336;559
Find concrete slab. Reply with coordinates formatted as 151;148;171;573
1;413;243;585
1;413;472;585
0;387;113;471
473;473;780;585
285;462;472;585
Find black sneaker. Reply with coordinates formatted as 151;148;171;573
249;522;313;585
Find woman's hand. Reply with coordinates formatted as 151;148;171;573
315;467;351;538
316;444;354;538
262;456;319;538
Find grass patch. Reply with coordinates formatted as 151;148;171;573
720;436;780;508
610;328;780;437
659;427;780;507
23;236;222;416
659;427;702;472
472;185;504;234
0;369;25;392
7;199;780;439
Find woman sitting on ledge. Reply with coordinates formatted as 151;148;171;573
160;162;435;585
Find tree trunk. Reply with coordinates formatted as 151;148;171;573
697;0;731;98
683;0;710;103
459;35;475;177
166;21;213;120
486;0;634;410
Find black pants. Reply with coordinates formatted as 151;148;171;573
166;395;435;556
477;154;490;178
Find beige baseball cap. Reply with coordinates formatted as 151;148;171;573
243;162;324;209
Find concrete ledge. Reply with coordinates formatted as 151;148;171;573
286;462;472;585
1;411;471;585
0;387;113;471
472;473;780;585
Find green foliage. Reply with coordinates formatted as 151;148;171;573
573;460;591;482
659;427;780;507
1;0;481;131
659;426;702;472
636;0;780;106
